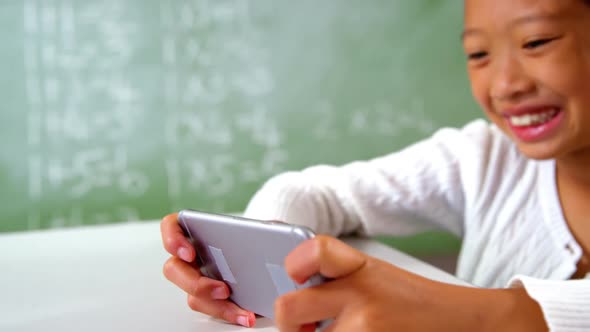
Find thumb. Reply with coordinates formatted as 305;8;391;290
285;235;367;284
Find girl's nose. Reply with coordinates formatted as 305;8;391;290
490;53;535;102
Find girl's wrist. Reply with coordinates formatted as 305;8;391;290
501;287;548;332
475;287;548;332
433;283;547;332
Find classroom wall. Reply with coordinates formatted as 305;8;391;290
1;1;478;254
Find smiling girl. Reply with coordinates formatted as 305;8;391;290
161;0;590;330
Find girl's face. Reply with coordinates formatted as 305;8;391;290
463;0;590;160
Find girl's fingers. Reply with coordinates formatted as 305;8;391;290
274;280;352;332
285;235;367;284
275;236;369;332
160;214;256;327
187;294;256;328
163;256;229;299
160;213;195;262
163;257;256;327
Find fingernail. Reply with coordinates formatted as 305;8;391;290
178;247;191;262
237;315;253;328
211;287;227;300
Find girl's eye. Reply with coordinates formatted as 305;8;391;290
467;51;488;61
523;37;561;50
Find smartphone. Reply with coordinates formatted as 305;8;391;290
177;209;326;320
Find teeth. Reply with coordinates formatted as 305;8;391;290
509;109;558;127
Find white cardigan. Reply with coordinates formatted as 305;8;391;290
243;119;590;331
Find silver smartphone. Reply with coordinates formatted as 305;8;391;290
177;209;326;320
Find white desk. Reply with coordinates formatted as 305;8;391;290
0;221;469;332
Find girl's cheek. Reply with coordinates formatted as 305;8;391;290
468;75;490;110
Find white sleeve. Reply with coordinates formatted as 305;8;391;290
243;119;492;237
509;275;590;331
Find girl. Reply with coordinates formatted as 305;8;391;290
161;0;590;330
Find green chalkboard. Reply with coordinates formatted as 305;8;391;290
1;0;478;256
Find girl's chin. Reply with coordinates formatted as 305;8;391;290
515;141;564;161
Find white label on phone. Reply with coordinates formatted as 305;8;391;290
208;246;237;284
266;263;297;296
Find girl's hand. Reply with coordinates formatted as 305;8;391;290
275;236;548;332
160;213;256;328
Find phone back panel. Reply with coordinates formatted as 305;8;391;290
177;210;324;319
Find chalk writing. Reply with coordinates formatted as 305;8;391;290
23;0;150;229
10;0;462;233
162;0;283;211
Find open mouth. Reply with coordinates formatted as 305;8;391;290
507;108;560;127
504;107;564;142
